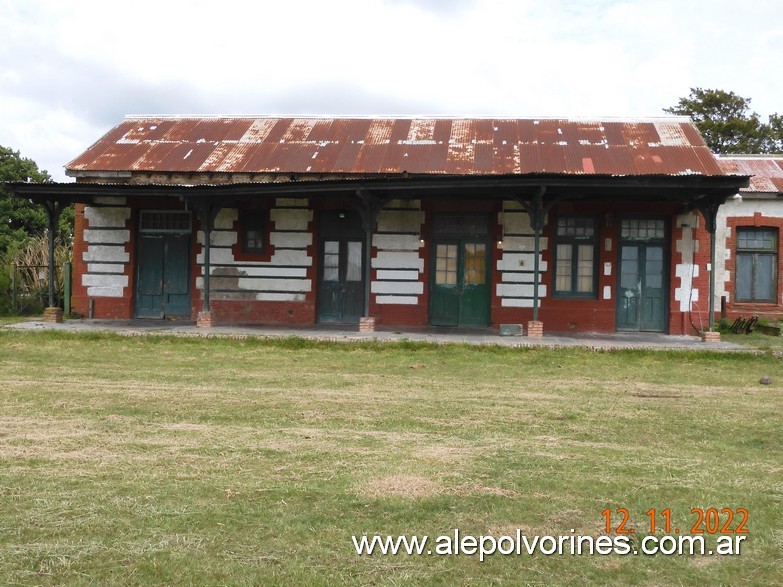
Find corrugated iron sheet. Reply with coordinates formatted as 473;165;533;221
66;116;731;178
716;156;783;193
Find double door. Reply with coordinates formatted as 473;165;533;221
430;240;490;326
317;238;364;323
136;233;191;318
317;210;366;323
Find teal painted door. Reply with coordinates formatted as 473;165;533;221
136;234;191;318
317;239;364;323
430;240;490;326
617;244;666;331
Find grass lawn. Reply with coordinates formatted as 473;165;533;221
0;330;781;586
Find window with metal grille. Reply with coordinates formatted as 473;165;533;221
139;211;192;233
736;227;777;302
554;216;597;297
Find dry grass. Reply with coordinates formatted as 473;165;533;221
0;330;781;585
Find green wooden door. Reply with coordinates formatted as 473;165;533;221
317;239;364;323
617;243;667;332
163;234;192;317
136;233;191;318
430;240;490;327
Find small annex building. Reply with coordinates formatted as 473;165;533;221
9;115;750;336
715;155;783;322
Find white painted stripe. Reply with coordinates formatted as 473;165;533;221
83;245;129;263
375;295;419;305
372;251;424;271
84;207;130;228
371;281;424;295
376;269;420;281
87;263;125;274
83;229;130;245
373;234;421;250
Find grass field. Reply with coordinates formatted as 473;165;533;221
0;329;781;586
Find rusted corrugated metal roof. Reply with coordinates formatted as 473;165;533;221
716;156;783;193
66;116;731;178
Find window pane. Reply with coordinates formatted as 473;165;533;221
576;244;594;293
555;243;573;292
738;228;777;251
323;240;339;281
620;218;664;240
464;243;486;284
345;241;362;282
436;244;457;285
557;216;595;238
620;246;639;290
735;254;753;300
755;254;776;301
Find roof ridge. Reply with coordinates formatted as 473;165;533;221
122;114;694;123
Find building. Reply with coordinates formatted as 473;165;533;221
8;116;749;336
715;155;783;322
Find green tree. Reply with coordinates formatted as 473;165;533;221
0;146;74;254
664;88;782;154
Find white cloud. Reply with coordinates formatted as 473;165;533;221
0;0;780;181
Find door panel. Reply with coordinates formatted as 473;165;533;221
640;245;665;331
163;234;192;317
430;243;460;326
460;242;489;326
137;235;165;318
341;240;364;322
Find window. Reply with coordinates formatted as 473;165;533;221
554;216;597;297
240;209;266;254
736;228;777;302
140;210;191;233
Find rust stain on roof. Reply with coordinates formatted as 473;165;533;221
716;156;783;193
66;116;728;178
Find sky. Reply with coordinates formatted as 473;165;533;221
1;0;781;182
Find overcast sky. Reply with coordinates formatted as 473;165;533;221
1;0;781;181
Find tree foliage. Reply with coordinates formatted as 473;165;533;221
664;88;782;154
0;145;74;255
0;146;74;315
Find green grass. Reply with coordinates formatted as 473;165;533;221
0;330;781;586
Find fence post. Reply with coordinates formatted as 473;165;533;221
10;262;16;313
64;261;72;317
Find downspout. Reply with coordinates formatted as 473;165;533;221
693;195;723;334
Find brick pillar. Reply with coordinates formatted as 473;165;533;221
527;320;544;338
43;307;64;323
359;317;376;333
701;331;721;343
197;311;215;328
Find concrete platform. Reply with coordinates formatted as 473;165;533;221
4;318;747;351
